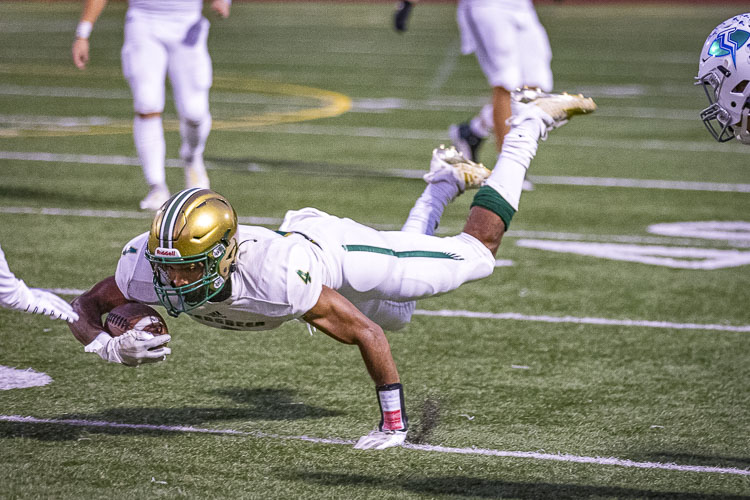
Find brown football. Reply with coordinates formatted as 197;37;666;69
104;303;169;340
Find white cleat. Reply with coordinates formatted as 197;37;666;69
184;155;210;189
511;87;597;131
139;184;170;211
424;144;491;193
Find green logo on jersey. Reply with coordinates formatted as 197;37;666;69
296;270;311;284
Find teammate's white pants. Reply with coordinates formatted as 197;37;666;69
456;0;552;91
280;209;496;330
122;9;212;120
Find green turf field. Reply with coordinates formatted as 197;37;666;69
1;2;749;498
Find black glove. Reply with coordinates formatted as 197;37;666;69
394;1;413;33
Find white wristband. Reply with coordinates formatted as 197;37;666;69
84;331;112;354
76;21;93;40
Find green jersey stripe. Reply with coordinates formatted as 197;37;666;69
342;244;463;260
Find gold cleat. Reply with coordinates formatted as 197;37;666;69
425;144;491;192
513;87;597;127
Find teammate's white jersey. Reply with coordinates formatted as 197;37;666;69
128;0;203;16
458;0;535;10
115;208;495;332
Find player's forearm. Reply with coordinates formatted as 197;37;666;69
68;276;128;345
79;0;108;25
69;294;110;345
355;325;400;387
304;286;401;385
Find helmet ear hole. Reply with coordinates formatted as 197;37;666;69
732;80;749;94
218;238;238;276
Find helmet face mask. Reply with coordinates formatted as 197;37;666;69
149;245;228;316
696;14;750;143
145;188;238;317
698;84;736;142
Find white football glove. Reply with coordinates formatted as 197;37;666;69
22;288;79;323
354;429;407;450
85;330;171;367
0;278;79;323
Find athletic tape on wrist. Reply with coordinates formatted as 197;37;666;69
75;21;92;40
376;383;407;432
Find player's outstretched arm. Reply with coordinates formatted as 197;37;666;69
70;276;171;366
72;0;108;69
302;286;408;449
0;245;79;322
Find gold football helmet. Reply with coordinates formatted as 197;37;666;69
145;188;238;316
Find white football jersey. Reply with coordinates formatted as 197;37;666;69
115;226;324;331
458;0;535;11
128;0;203;15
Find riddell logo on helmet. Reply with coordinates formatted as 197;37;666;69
155;247;182;258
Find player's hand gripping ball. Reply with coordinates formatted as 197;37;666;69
104;302;169;347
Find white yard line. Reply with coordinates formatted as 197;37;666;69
527;175;750;193
0;206;282;226
2;150;749;193
0;415;746;476
429;39;461;93
44;288;750;334
412;309;750;333
268;125;750;155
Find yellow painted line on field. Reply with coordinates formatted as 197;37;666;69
209;75;351;131
0;64;351;138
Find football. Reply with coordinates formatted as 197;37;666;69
104;303;169;341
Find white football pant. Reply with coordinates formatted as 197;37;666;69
279;208;496;330
457;0;553;92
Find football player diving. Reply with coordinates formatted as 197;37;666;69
68;90;595;450
697;13;750;144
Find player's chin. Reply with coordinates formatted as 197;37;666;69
183;288;208;307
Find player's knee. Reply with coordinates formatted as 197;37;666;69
137;111;162;120
376;307;414;331
178;98;209;125
360;300;415;332
133;98;164;116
